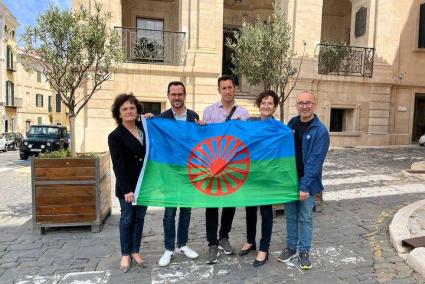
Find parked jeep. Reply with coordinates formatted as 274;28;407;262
20;125;69;160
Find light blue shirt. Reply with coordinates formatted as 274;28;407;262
172;108;187;121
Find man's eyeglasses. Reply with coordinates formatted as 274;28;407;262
296;101;314;107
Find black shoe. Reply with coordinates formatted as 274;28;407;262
253;252;268;267
299;251;312;270
276;248;297;262
239;243;256;256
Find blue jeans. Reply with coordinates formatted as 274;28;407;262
119;198;147;256
284;194;316;252
163;207;191;251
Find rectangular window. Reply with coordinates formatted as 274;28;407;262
330;108;355;132
419;3;425;48
142;102;161;115
37;117;42;124
56;94;62;112
37;71;42;83
136;17;164;61
36;94;44;107
48;96;52;112
6;45;14;70
6;81;14;106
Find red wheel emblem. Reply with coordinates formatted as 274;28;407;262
188;135;250;196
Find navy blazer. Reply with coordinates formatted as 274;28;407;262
108;122;146;198
158;108;199;122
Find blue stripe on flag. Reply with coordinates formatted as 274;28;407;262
146;118;295;165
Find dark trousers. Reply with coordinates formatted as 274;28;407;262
205;207;236;246
163;207;191;251
118;198;147;255
245;205;273;252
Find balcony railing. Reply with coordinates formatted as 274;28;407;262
317;44;375;78
4;97;22;108
116;27;186;66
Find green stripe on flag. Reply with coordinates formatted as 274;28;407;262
136;157;299;208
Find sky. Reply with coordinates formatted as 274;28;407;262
2;0;72;41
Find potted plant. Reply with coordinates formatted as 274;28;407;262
318;41;351;75
22;2;123;234
134;37;163;62
32;150;111;234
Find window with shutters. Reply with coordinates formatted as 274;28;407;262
56;94;62;112
6;45;14;70
48;96;52;112
36;94;44;107
6;81;14;106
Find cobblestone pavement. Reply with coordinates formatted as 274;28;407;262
0;147;424;283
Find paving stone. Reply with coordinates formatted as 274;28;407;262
0;232;20;243
7;242;44;251
375;262;396;269
38;265;72;276
18;258;53;268
0;267;40;283
336;269;359;279
39;248;75;264
396;270;413;279
0;262;18;269
2;248;43;259
57;271;108;284
76;245;115;259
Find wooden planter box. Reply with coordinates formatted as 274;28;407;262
31;152;111;235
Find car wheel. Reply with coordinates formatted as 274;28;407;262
20;152;28;160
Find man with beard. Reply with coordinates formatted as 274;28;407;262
157;81;200;266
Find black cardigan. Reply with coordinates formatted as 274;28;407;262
158;108;199;122
108;122;146;198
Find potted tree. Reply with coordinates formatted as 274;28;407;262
226;5;304;121
22;2;123;234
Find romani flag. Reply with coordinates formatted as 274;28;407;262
134;118;299;207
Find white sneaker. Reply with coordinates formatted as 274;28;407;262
176;245;199;259
158;250;174;267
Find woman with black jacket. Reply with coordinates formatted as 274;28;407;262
108;93;147;273
239;90;279;267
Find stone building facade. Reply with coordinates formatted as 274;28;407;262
14;51;69;135
72;0;425;151
0;1;19;133
0;3;68;136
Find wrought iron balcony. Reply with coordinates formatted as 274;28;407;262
116;27;186;66
317;44;375;78
4;97;22;108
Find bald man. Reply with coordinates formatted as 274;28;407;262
277;91;330;270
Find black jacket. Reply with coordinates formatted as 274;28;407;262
108;122;146;198
158;108;199;122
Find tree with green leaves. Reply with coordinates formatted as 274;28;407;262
226;6;304;121
22;2;123;156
